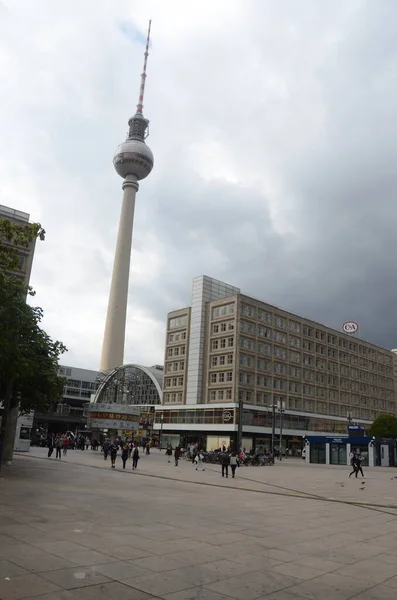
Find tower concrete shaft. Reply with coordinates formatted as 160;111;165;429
100;175;138;371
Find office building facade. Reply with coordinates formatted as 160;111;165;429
157;276;397;453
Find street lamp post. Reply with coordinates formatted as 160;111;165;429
159;413;164;449
271;404;276;464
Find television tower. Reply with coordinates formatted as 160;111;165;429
100;20;154;371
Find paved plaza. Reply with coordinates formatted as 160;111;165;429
1;451;397;599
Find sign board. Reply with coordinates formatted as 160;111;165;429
87;403;140;431
342;321;359;334
223;410;233;423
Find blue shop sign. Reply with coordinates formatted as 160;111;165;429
306;436;371;445
348;425;364;431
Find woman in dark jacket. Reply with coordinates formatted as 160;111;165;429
174;445;181;467
132;446;140;470
109;443;118;469
121;445;129;469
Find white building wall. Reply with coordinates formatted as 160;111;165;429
185;276;240;405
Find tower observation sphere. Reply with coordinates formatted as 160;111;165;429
113;138;154;180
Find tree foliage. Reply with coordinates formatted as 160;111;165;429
369;413;397;438
0;217;66;414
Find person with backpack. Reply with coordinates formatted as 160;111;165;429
174;445;181;467
132;445;140;470
221;452;230;478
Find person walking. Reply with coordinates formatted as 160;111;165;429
356;453;365;478
146;441;151;455
103;439;110;461
121;445;129;469
174;445;181;467
230;452;239;478
132;446;140;470
47;435;54;458
109;442;118;469
221;452;230;478
349;452;358;478
63;436;70;456
194;450;205;471
55;436;63;460
166;443;172;463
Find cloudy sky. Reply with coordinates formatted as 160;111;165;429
1;0;396;370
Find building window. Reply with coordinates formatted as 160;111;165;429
289;336;300;348
212;303;235;318
218;390;224;400
273;379;285;390
240;320;255;334
241;337;255;351
274;316;286;329
315;330;325;340
220;323;227;332
169;315;188;329
273;331;286;343
303;326;314;337
178;377;183;386
219;355;225;366
274;363;286;375
213;324;219;334
241;304;256;318
212;340;219;351
289;366;301;378
211;373;217;383
172;363;179;372
210;390;216;401
226;390;232;400
228;337;234;347
289;321;300;332
219;373;225;383
179;361;185;370
303;354;313;366
289;351;301;363
220;338;226;348
257;358;271;371
226;371;233;382
240;354;254;367
258;310;271;323
274;346;286;359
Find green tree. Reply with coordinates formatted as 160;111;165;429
369;414;397;438
0;217;67;463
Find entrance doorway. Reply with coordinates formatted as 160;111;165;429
330;443;347;465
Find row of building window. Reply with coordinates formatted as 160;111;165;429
212;321;235;334
164;392;184;403
167;346;186;358
211;354;234;367
209;389;233;401
210;371;233;384
169;315;188;330
212;337;234;350
164;377;184;388
239;304;393;364
240;304;301;333
212;303;235;319
165;361;185;373
168;331;187;343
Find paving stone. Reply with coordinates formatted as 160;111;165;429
0;559;29;578
205;570;301;599
91;560;149;580
122;571;196;596
0;573;61;600
69;581;156;600
39;567;110;590
8;554;76;573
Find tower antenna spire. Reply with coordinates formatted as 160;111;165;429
136;19;152;115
